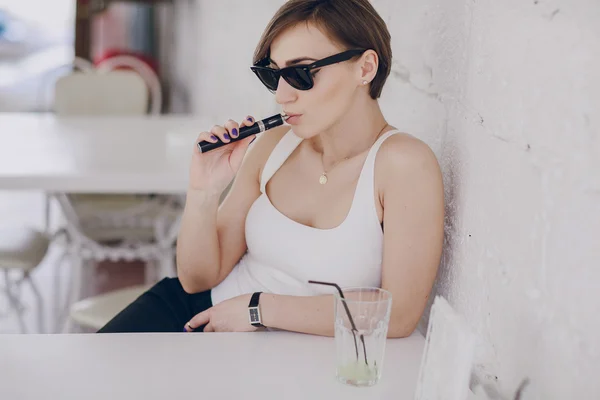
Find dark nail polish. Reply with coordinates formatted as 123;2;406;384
210;135;218;141
183;328;188;332
247;117;253;122
232;128;238;138
224;133;230;141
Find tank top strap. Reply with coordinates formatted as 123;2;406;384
351;129;403;211
260;130;303;193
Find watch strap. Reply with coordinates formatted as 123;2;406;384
248;292;265;328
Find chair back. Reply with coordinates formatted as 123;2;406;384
54;70;148;116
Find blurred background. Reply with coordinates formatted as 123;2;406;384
0;0;195;114
0;1;598;398
0;0;280;116
0;1;288;337
0;0;282;339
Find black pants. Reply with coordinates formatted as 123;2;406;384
97;277;212;333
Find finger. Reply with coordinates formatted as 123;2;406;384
195;130;219;144
239;115;255;128
185;309;211;331
203;323;215;332
210;125;231;143
223;119;240;139
194;131;219;155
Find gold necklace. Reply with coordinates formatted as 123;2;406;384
318;123;389;185
319;157;348;184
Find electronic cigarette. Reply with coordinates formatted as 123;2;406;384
197;112;289;153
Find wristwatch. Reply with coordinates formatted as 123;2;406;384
248;292;266;328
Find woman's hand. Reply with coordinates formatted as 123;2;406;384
184;293;256;332
189;116;257;194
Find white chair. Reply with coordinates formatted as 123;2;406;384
68;283;152;331
49;56;183;332
52;55;163;231
56;190;181;333
0;226;51;333
47;55;165;243
54;69;149;115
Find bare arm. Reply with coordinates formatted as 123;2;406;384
176;125;290;293
378;135;444;337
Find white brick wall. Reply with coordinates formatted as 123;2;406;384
191;0;285;120
184;1;600;398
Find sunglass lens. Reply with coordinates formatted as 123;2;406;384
255;69;279;91
282;68;313;90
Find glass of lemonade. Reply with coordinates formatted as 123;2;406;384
334;287;392;387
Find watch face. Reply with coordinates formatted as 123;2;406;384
249;306;261;323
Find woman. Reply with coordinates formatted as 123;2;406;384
99;0;444;336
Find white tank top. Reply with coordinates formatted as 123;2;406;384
210;128;401;305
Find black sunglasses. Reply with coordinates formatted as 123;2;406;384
251;49;367;92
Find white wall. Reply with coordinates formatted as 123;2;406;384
190;0;285;120
398;1;599;398
184;1;600;398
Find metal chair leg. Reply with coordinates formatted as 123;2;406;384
55;253;81;333
3;269;27;333
52;247;69;333
44;193;52;233
24;271;45;334
60;256;96;334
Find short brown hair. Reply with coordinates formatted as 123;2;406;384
253;0;392;99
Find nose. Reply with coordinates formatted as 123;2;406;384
275;76;298;105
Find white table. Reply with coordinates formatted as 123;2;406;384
0;331;425;400
0;113;212;193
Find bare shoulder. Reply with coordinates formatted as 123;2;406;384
242;124;292;180
377;133;439;172
377;132;442;179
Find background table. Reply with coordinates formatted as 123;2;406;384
0;113;212;193
0;331;425;400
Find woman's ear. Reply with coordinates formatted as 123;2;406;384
359;49;379;84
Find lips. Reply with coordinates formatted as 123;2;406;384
285;114;302;125
283;112;302;125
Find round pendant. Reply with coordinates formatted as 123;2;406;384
319;173;328;185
